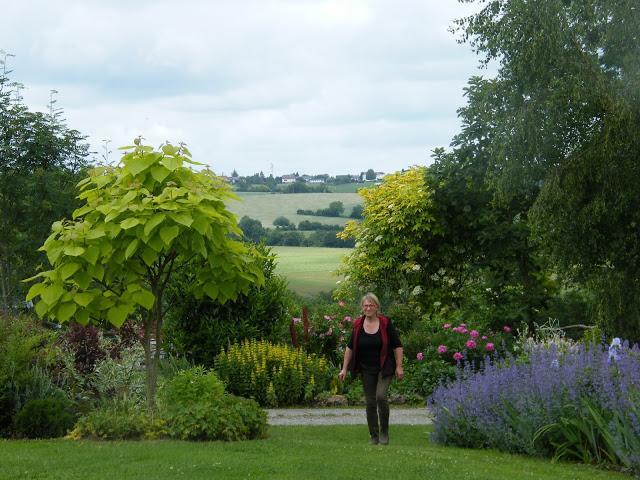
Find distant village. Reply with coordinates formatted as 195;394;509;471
220;169;388;190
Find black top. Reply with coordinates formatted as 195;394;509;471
347;319;402;371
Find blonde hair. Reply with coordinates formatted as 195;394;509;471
360;292;380;309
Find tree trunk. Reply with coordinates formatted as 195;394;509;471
0;259;9;317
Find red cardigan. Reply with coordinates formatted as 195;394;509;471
349;314;392;375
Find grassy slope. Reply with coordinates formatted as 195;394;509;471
0;425;629;480
227;192;361;228
272;246;350;297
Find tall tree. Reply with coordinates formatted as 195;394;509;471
26;142;264;405
456;0;640;338
0;54;91;314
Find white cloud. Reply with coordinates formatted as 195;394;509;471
1;0;489;176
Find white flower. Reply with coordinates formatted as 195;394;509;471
412;264;421;271
374;235;383;242
411;285;423;296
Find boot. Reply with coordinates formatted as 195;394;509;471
369;434;379;445
379;429;389;445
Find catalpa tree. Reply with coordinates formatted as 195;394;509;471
26;141;264;404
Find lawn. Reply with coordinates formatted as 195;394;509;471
0;425;630;480
226;192;361;228
271;246;350;297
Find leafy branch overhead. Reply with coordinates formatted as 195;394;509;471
26;142;264;328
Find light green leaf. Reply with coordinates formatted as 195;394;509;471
141;247;158;266
160;225;180;246
26;282;46;301
74;271;92;290
57;302;77;322
75;309;90;326
132;289;155;310
74;292;95;307
84;245;101;265
86;227;106;240
121;190;137;204
41;284;64;305
64;245;85;257
34;300;49;318
146;234;164;252
106;304;132;327
192;234;207;259
202;282;219;300
125;238;140;260
120;217;140;230
61;262;81;280
72;204;93;219
170;212;193;227
144;213;166;237
161;156;181;171
150;165;171;183
126;152;158;176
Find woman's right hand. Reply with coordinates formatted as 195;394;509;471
338;369;347;381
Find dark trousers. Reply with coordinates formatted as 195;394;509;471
361;368;392;438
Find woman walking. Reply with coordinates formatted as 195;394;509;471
339;293;404;445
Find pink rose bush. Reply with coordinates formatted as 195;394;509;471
424;321;514;367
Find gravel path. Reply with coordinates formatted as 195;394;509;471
266;407;433;426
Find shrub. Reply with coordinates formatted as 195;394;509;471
215;340;330;406
395;357;456;399
429;340;640;473
14;396;75;438
71;398;165;440
158;366;266;441
92;344;146;404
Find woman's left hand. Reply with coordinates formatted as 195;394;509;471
395;365;404;380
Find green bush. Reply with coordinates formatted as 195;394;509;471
215;340;330;406
158;366;266;441
14;396;75;438
71;398;165;440
395;357;456;398
164;244;293;367
92;345;146;404
158;366;225;411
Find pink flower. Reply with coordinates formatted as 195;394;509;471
293;317;302;324
338;300;345;307
443;323;452;329
481;335;488;340
452;326;460;333
465;340;476;349
453;352;464;361
485;342;495;352
437;345;447;354
460;323;467;328
343;315;352;323
470;330;479;338
324;315;332;321
459;328;468;334
503;325;512;333
325;328;333;336
416;352;424;361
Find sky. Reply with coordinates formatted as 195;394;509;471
1;0;490;177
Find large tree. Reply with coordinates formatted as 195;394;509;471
26;142;264;405
0;56;90;313
456;0;640;338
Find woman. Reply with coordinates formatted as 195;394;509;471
339;293;404;445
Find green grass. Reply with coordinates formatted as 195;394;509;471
272;246;350;297
227;192;361;228
0;425;629;480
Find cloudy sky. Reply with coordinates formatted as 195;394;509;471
1;0;489;177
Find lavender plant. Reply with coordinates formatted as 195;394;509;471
429;340;640;472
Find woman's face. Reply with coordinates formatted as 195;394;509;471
362;299;378;316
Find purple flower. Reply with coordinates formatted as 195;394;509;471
443;323;452;329
437;345;448;354
416;352;424;361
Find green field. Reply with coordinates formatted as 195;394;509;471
271;246;350;297
227;192;361;228
0;425;628;480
